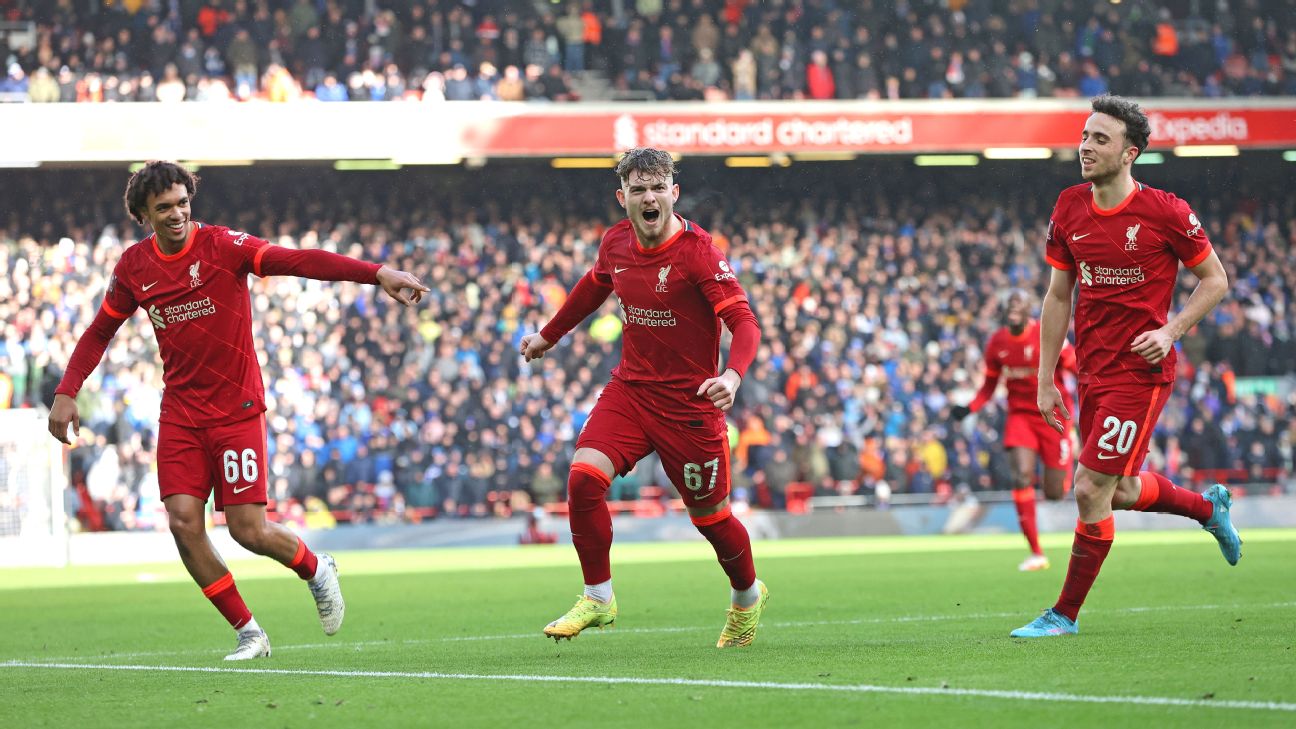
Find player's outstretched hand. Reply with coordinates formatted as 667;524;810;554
48;393;80;446
949;404;972;421
1130;327;1174;365
1037;383;1070;434
520;333;555;362
697;369;742;412
376;265;430;306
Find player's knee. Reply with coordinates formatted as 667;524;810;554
567;465;610;512
167;510;204;544
1072;475;1104;509
1012;471;1033;491
228;521;266;552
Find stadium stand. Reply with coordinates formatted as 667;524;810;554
1;159;1292;530
0;0;1294;103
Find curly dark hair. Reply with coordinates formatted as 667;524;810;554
615;147;677;185
123;161;199;224
1090;94;1151;158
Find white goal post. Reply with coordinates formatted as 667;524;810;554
0;409;69;567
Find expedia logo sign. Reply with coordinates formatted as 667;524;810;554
148;297;216;329
1079;261;1145;287
714;259;736;281
1149;112;1248;145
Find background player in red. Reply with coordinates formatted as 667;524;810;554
1012;95;1239;638
47;161;428;659
950;289;1077;572
520;148;768;648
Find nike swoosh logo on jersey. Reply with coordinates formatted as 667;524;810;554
614;266;629;274
1071;233;1091;241
232;484;255;494
1096;452;1120;460
142;281;158;291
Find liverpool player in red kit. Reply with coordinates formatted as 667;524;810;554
951;289;1076;572
520;148;767;647
47;162;428;659
1011;96;1239;638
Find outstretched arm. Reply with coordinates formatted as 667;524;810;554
49;307;130;444
254;246;428;306
522;271;614;361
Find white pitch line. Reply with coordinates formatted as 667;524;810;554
25;600;1296;663
1;661;1292;713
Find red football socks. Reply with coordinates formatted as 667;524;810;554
201;572;252;629
1053;517;1115;622
1129;471;1213;523
1012;487;1043;556
568;463;614;585
288;537;319;580
693;507;757;590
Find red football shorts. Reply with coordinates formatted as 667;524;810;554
157;415;268;511
1077;381;1172;476
1003;411;1073;472
576;379;730;509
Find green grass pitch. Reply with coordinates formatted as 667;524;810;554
2;530;1293;727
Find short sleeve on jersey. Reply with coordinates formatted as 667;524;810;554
1044;198;1075;271
690;239;747;313
212;227;271;277
1163;194;1213;268
591;231;614;285
983;338;1003;376
102;258;138;319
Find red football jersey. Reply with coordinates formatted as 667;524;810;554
1045;182;1213;385
592;216;749;416
972;320;1076;414
99;223;274;427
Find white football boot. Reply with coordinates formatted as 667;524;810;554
224;629;271;661
308;553;345;635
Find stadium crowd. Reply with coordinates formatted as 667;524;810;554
1;0;1294;103
1;163;1293;530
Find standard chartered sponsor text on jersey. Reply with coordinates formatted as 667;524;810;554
1081;262;1146;287
164;296;217;324
622;303;677;327
640;117;914;149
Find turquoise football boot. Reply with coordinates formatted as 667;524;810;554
1010;608;1078;638
1202;484;1242;566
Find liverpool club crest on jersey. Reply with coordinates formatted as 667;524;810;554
1125;223;1140;251
656;264;671;293
189;260;203;287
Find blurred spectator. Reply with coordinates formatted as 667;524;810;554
156;64;186;103
7;0;1291;103
806;50;834;100
0;63;27;99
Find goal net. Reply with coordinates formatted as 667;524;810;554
0;409;68;567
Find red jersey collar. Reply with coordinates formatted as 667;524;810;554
1089;181;1143;217
632;214;689;255
152;221;202;260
